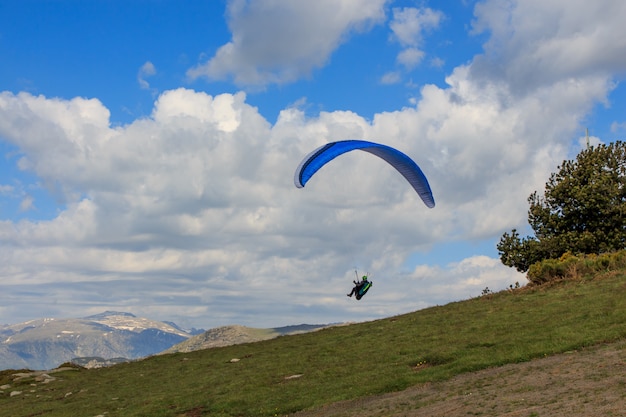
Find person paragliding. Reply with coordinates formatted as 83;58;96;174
347;271;372;300
294;139;435;300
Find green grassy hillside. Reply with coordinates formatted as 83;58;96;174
1;272;625;417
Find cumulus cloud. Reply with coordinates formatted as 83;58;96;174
138;61;157;90
397;47;425;69
1;0;625;328
187;0;387;86
390;6;442;47
380;71;401;85
430;56;445;68
19;195;34;211
0;81;537;326
0;63;585;327
470;0;626;95
610;121;626;133
389;6;443;70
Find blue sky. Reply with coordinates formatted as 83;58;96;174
1;0;625;329
0;1;484;124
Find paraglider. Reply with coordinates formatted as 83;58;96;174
293;139;435;300
294;139;435;208
347;271;372;300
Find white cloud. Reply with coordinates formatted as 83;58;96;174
398;256;524;304
0;184;14;195
138;61;157;90
389;7;443;70
576;131;603;149
380;71;401;85
396;47;425;69
429;57;445;68
19;195;34;211
1;0;625;328
610;121;626;133
0;66;591;327
187;0;387;86
389;6;443;47
470;0;626;95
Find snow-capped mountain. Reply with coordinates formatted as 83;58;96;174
83;311;191;337
0;311;204;371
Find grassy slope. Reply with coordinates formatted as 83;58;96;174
1;272;625;417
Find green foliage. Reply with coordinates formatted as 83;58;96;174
497;229;543;272
1;272;625;416
528;250;626;284
498;141;626;273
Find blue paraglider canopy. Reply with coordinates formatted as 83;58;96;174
294;139;435;208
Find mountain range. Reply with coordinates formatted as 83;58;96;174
0;311;203;371
0;311;331;371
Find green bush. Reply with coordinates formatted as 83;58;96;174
527;250;626;284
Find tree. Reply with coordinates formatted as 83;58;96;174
498;141;626;272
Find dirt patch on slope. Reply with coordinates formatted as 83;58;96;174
291;340;626;417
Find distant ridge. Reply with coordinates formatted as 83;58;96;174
83;311;137;319
0;311;201;370
272;323;336;335
162;323;331;354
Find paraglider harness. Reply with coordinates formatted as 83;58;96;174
350;271;372;300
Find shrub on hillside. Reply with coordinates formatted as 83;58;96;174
527;250;626;284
